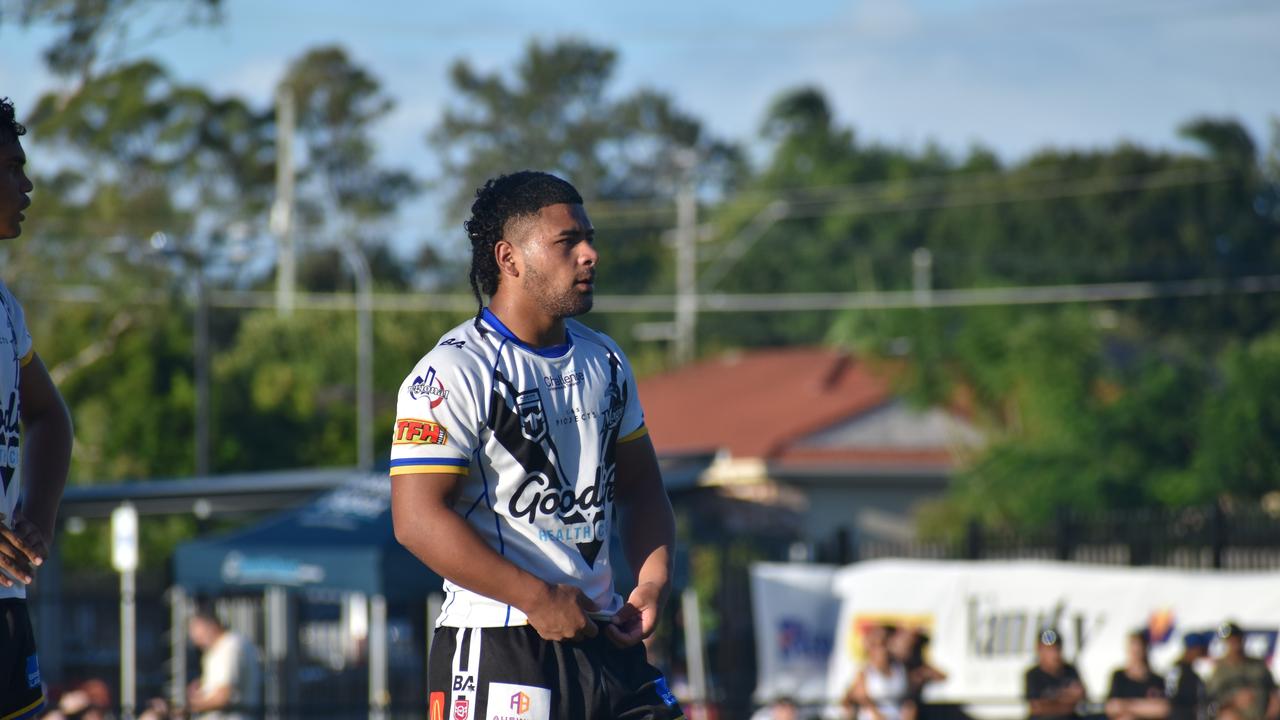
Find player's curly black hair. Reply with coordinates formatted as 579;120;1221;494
0;98;26;145
464;171;583;327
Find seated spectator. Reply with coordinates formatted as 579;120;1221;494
1105;631;1169;720
1166;633;1208;720
1025;629;1086;720
848;631;916;720
1207;622;1279;720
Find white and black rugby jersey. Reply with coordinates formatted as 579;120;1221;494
391;308;648;628
0;280;34;599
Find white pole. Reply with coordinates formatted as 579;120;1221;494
673;155;698;365
368;594;388;720
112;503;140;720
340;240;375;470
120;567;136;719
273;85;296;316
681;588;708;706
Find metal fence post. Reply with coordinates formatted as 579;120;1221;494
966;520;983;560
1212;502;1227;569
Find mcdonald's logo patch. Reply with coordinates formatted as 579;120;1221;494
430;692;445;720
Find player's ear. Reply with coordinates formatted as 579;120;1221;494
494;239;520;279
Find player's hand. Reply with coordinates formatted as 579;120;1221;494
605;581;664;648
525;583;599;642
0;511;45;587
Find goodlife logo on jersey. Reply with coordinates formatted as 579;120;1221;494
484;683;551;720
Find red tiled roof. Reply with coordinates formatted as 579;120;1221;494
640;347;936;464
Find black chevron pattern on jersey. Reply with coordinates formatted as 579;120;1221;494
488;368;609;567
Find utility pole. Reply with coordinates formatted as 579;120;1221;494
340;239;374;470
912;247;933;306
673;152;698;365
272;86;296;316
193;267;210;476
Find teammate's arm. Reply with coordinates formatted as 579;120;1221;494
605;433;675;648
0;353;71;587
391;472;598;641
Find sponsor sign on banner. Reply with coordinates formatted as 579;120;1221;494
823;560;1280;713
750;562;842;704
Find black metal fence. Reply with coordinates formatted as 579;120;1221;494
818;503;1280;569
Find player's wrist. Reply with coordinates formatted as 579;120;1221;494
514;577;557;617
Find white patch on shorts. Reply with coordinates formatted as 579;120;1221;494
484;682;551;720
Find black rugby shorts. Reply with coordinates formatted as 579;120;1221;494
427;624;685;720
0;599;45;720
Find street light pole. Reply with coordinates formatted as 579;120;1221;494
193;267;210;476
673;151;698;365
340;239;374;470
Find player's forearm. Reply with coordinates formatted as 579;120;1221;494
394;504;551;613
618;490;675;597
20;401;73;538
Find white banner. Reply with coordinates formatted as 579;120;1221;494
750;562;842;704
826;560;1280;712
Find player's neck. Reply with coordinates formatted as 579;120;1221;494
486;298;567;348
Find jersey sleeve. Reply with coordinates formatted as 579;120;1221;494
389;353;482;477
613;343;648;444
1;284;34;366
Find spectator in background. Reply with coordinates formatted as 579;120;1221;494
847;630;916;720
890;626;948;705
1025;629;1087;720
750;696;801;720
1167;633;1209;720
1207;622;1279;720
186;603;263;720
1105;631;1169;720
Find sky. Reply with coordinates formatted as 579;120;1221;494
1;0;1277;246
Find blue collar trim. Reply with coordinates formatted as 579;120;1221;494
481;308;574;358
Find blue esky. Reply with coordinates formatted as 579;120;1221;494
1;0;1277;247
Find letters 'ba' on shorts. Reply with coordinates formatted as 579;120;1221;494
0;599;45;720
427;624;685;720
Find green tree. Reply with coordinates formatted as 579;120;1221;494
428;37;741;310
9;0;223;81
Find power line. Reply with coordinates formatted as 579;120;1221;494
38;273;1280;315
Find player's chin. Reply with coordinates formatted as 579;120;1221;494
570;293;594;316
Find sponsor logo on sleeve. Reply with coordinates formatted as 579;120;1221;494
26;654;40;688
430;692;446;720
439;338;467;349
394;419;448;446
484;683;551;720
409;366;451;408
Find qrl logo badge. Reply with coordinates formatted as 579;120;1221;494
516;389;547;443
453;697;469;720
511;691;531;714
